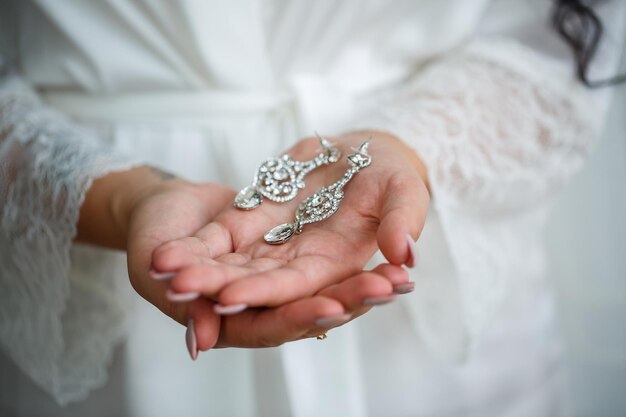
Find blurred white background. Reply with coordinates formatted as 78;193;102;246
546;43;626;416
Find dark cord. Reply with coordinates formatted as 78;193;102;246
552;0;626;87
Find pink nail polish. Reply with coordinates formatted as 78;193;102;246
393;282;415;295
214;303;248;315
405;234;418;268
314;314;351;328
363;295;396;306
186;319;198;361
166;289;200;302
149;268;176;280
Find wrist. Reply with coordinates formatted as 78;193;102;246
77;165;185;250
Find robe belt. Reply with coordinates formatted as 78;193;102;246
41;70;408;134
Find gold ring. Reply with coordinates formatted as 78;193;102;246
316;333;328;340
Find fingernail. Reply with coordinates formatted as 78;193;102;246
149;268;176;280
315;314;351;328
393;282;415;294
166;289;200;302
214;303;248;315
363;295;396;306
186;319;198;361
405;233;418;268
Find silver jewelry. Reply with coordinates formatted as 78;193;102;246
234;136;341;210
264;141;372;245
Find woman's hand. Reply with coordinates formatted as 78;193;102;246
152;131;429;347
79;166;233;355
90;166;411;357
124;169;235;335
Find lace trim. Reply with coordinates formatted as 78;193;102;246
0;76;142;404
353;38;598;357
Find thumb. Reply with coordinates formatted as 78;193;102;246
376;173;429;266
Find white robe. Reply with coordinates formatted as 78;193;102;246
1;1;624;416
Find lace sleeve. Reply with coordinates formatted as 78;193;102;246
354;37;608;359
374;39;600;208
0;75;143;404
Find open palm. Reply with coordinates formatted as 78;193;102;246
127;163;416;355
152;132;429;340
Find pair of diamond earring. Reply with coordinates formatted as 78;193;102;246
234;136;372;245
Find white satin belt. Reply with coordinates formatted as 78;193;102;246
41;89;294;122
42;86;355;135
41;69;410;133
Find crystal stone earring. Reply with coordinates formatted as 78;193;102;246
264;140;372;244
234;136;341;210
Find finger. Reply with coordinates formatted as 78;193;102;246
373;263;415;294
194;222;234;257
169;263;252;296
151;237;209;272
318;272;394;311
151;222;233;272
215;296;350;348
187;299;221;353
216;255;357;308
376;173;429;266
168;258;284;296
317;264;408;312
372;263;411;286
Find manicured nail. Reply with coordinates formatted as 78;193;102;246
185;319;198;361
405;234;418;268
149;268;176;280
166;289;200;302
214;303;248;315
315;314;351;328
393;282;415;294
363;295;396;306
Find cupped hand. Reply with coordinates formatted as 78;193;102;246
125;173;234;341
125;167;414;356
152;131;430;346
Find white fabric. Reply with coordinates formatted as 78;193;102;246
354;38;596;360
0;0;624;415
0;75;143;405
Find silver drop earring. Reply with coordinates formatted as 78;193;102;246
234;136;341;210
264;140;372;245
